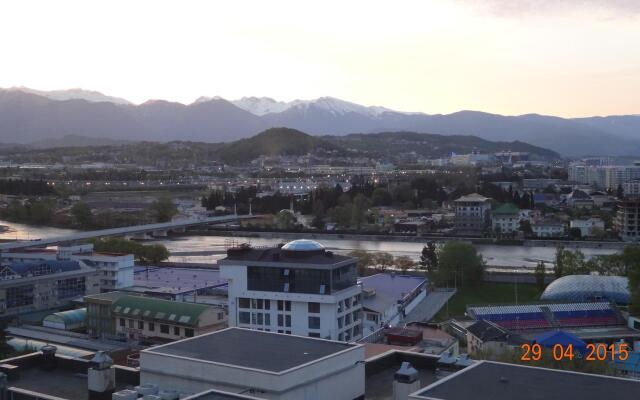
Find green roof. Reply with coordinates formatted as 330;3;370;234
43;308;87;326
111;295;210;327
492;203;520;215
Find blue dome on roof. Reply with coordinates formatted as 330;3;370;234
281;239;325;252
541;275;630;304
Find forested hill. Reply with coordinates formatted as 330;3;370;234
324;131;560;160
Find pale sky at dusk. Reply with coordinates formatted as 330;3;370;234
0;0;638;117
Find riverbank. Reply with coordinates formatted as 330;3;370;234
187;228;627;250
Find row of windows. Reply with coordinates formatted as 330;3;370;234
118;318;194;337
238;298;292;312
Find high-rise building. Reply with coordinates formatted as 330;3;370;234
219;240;363;341
616;199;640;242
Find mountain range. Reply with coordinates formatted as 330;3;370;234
0;87;638;156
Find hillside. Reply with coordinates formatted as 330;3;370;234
326;132;560;160
216;128;342;164
3;129;559;167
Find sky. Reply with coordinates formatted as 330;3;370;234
0;0;639;117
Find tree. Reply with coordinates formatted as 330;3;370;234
436;241;485;288
554;246;565;278
141;244;170;265
148;196;178;223
535;261;546;292
348;250;374;276
71;202;93;228
351;194;370;231
569;227;582;240
419;242;438;273
275;210;297;230
311;200;326;230
371;187;392;206
374;252;394;272
395;256;414;274
617;184;624;200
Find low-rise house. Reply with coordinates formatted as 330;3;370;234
531;219;566;238
112;295;227;342
570;218;605;237
566;189;594;209
465;320;525;356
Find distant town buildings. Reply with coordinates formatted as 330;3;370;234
531;219;565;238
569;161;640;190
219;240;363;341
570;218;605;237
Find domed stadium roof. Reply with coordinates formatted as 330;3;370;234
281;239;325;252
541;275;630;304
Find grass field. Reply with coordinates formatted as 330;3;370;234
435;282;542;320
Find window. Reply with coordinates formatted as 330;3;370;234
128;319;134;329
174;326;180;336
119;318;125;327
278;314;284;326
138;321;144;330
338;317;343;328
239;298;250;309
184;328;194;337
308;316;320;329
148;322;155;331
285;315;291;327
257;313;264;325
345;314;351;325
285;301;291;311
160;324;169;334
264;313;271;325
308;332;320;338
252;313;257;325
218;312;224;320
278;300;284;311
308;302;320;313
239;312;250;324
264;300;270;310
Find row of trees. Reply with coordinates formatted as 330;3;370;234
90;237;170;264
0;179;56;196
70;197;178;229
348;241;485;289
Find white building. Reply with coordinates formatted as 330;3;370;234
531;220;566;238
570;218;605;237
219;240;363;342
140;327;365;400
1;244;134;293
491;203;520;235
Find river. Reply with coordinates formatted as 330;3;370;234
0;220;620;269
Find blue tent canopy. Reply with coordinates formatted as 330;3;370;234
533;330;587;353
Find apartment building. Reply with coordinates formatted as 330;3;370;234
0;259;100;317
454;193;492;235
2;243;134;293
616;199;640;242
491;203;520;235
219;240;363;342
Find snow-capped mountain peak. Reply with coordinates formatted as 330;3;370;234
231;97;293;116
230;95;396;117
7;87;132;105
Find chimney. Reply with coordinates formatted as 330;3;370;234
88;351;115;400
40;344;57;371
393;362;420;400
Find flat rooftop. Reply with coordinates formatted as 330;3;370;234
132;266;227;295
412;361;640;400
221;246;352;265
144;328;357;373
